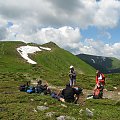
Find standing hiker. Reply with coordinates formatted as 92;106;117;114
69;65;76;87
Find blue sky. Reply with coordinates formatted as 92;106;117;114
0;0;120;59
81;25;120;44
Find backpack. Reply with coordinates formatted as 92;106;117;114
74;87;83;95
35;85;47;93
93;87;103;99
26;86;35;94
19;84;26;92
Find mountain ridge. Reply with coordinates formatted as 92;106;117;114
76;53;120;74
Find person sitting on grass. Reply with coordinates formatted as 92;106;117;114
73;86;83;104
94;70;105;91
93;70;105;99
35;80;51;94
51;89;65;102
61;84;78;103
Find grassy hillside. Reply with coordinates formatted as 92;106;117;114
0;41;95;86
0;41;32;72
77;54;120;74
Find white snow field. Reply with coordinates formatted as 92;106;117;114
17;45;51;64
39;46;51;51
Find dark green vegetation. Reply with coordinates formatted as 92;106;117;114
0;41;120;120
77;54;120;74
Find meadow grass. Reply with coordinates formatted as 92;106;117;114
0;73;120;120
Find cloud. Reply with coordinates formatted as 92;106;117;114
94;0;120;28
0;26;7;40
79;38;120;59
0;0;120;28
4;24;82;50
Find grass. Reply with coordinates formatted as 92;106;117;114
105;73;120;90
0;77;120;120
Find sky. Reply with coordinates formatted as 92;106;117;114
0;0;120;59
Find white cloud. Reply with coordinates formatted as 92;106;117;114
94;0;120;28
0;0;120;28
79;38;120;59
5;25;81;50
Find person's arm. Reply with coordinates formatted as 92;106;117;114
72;71;76;77
69;71;73;78
61;89;64;96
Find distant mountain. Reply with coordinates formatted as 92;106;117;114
76;54;120;74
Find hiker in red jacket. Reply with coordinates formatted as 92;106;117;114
94;70;105;90
92;70;105;98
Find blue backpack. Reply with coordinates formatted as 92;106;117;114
26;86;35;94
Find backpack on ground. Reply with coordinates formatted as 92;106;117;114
26;86;35;94
19;84;26;92
93;87;103;99
74;87;83;95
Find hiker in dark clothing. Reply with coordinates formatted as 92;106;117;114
35;80;44;93
61;84;76;103
73;86;83;103
35;80;51;94
69;65;76;87
51;90;65;102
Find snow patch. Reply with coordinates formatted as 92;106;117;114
91;59;95;63
102;57;106;61
17;45;51;64
39;46;51;51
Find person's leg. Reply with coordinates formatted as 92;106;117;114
70;79;73;86
74;94;79;104
93;84;97;95
73;79;76;87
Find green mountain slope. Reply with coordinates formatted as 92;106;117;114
77;54;120;74
0;41;95;85
0;41;32;72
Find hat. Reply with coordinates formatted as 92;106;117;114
70;65;74;69
96;70;100;74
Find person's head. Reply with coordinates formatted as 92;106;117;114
96;70;100;75
37;80;42;85
70;65;74;70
